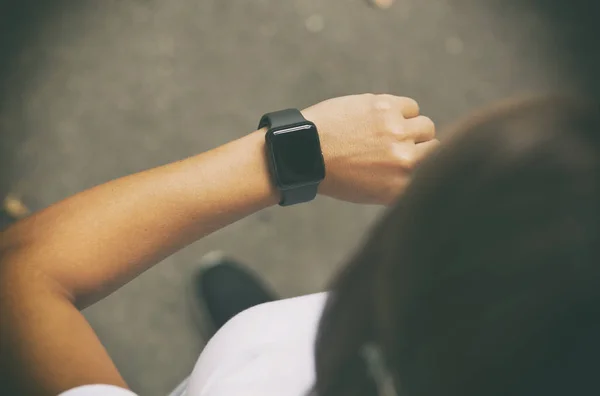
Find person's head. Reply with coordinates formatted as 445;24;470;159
314;96;600;396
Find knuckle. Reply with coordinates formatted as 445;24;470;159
380;95;421;116
374;99;393;112
371;94;393;112
362;93;377;101
419;116;436;136
401;96;420;113
383;118;402;135
400;95;418;105
396;150;418;169
420;115;435;129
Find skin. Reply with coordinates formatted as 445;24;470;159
0;94;438;395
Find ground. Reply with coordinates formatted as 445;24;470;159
0;0;598;395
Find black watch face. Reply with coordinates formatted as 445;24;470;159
269;123;325;189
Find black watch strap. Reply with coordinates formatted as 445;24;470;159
258;108;305;130
278;183;319;206
259;109;320;207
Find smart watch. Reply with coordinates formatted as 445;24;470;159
259;109;326;206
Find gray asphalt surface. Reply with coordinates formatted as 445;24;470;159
0;0;598;395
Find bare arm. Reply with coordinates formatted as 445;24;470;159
0;130;277;394
0;94;436;395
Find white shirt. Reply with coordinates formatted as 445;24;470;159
60;293;328;396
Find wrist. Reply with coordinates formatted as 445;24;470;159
301;108;331;197
244;129;280;208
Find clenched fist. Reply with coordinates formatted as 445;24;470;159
302;94;439;205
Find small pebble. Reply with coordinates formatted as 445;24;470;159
368;0;395;9
305;14;324;33
3;194;31;219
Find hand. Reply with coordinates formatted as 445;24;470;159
302;94;439;205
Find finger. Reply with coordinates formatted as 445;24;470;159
404;115;436;143
379;94;420;118
414;139;441;163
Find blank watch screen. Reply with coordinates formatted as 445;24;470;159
270;124;325;188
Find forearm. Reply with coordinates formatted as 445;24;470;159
0;129;277;394
0;129;276;306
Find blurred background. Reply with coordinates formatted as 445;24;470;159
1;0;599;395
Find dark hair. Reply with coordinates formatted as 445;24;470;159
314;96;600;396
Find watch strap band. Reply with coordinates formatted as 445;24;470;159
258;108;305;130
279;183;319;206
258;109;320;207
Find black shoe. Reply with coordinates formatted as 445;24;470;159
189;251;277;338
